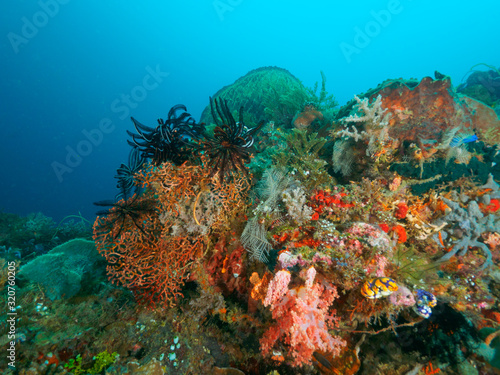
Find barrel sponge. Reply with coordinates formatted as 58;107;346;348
19;238;102;300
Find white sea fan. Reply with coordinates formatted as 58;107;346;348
445;144;472;165
242;167;295;262
241;216;272;262
256;167;292;207
332;139;355;176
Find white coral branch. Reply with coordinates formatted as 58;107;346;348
282;187;314;225
342;95;391;130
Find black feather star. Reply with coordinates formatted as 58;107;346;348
93;194;157;239
115;146;145;200
127;104;204;165
200;97;264;182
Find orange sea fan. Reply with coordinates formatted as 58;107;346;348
94;210;205;308
137;156;250;234
94;157;252;307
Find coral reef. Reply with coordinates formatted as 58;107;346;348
6;68;500;375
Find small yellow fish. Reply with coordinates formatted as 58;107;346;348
361;277;398;299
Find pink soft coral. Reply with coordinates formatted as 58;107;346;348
260;267;346;366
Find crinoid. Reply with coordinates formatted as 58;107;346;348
93;194;157;239
127;104;205;165
201;97;264;182
115;146;145;200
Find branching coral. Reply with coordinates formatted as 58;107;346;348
337;95;392;157
282;186;314;225
436;196;498;269
332;95;395;177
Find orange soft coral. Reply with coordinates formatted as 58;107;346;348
394;202;408;219
392;225;407;243
480;199;500;214
309;190;355;218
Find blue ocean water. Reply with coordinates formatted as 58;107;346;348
0;0;499;222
